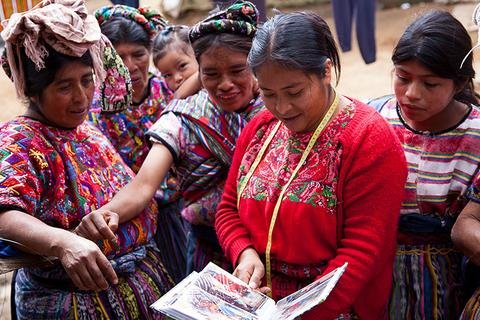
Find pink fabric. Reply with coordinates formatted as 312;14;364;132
0;0;106;98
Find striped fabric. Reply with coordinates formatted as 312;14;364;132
0;0;41;23
379;98;480;319
15;245;173;319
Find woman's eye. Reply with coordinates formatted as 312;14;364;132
288;90;303;97
425;82;439;88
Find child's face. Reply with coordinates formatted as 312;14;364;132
155;49;198;91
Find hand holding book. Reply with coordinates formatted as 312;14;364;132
151;261;347;320
233;247;270;294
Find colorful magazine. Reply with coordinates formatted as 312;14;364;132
151;262;347;320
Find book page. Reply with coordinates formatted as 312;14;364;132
272;262;348;320
150;271;199;319
150;262;276;320
197;262;276;318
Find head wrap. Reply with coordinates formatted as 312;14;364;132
0;0;131;111
189;0;258;43
94;5;168;40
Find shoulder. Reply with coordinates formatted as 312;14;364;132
0;117;44;148
238;110;277;141
163;89;213;114
342;99;402;153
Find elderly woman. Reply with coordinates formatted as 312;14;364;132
0;0;172;318
76;1;264;275
215;11;407;319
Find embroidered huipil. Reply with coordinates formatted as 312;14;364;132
0;117;174;319
216;100;407;319
0;117;157;257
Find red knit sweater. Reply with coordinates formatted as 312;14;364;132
215;100;407;319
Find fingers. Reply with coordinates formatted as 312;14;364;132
90;212;117;243
96;254;118;286
75;210;119;243
258;286;271;295
233;266;252;284
248;264;264;289
106;212;119;233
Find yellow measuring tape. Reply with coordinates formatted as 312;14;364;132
236;90;340;295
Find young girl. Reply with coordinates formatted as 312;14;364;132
152;25;200;98
370;10;480;319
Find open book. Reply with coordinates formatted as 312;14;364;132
151;261;347;320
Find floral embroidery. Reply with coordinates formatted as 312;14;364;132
239;103;355;212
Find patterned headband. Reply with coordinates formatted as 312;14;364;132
189;0;258;43
95;5;168;39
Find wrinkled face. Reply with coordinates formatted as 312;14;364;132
36;61;95;129
115;42;150;103
256;61;332;133
393;59;458;127
155;47;198;92
199;46;256;112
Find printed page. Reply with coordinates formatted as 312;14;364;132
272;262;348;320
197;262;276;318
150;271;199;319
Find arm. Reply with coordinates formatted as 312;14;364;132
173;71;201;99
216;114;269;287
0;209;117;291
309;112;407;318
452;201;480;265
75;143;174;241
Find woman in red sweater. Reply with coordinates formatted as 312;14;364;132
215;11;407;319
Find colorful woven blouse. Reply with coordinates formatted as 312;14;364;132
88;75;173;173
380;100;480;221
148;89;264;226
0;117;157;258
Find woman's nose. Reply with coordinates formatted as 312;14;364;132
218;75;234;91
405;82;421;100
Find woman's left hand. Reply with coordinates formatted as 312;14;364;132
74;209;119;248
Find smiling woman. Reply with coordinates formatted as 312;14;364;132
0;0;173;318
78;1;265;283
215;10;408;319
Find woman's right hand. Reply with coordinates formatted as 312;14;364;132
56;231;118;291
233;247;270;294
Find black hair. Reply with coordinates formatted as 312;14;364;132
248;11;340;84
192;33;253;62
22;47;93;100
100;16;151;49
152;25;192;64
392;10;477;105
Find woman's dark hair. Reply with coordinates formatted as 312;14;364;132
22;47;93;99
152;25;191;64
192;33;253;62
392;10;477;104
248;11;341;84
100;16;151;49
